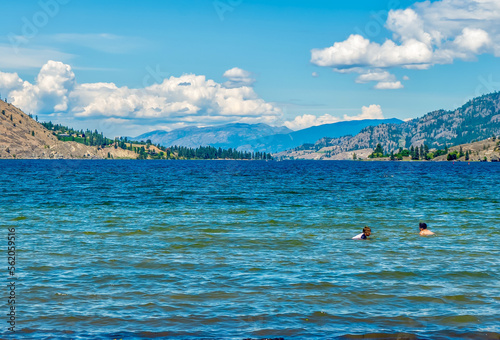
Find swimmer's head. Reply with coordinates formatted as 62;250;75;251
363;226;371;236
419;222;427;230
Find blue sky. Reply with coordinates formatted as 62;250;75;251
0;0;499;136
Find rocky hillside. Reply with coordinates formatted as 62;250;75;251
278;92;500;158
432;138;499;162
276;137;500;161
0;100;137;159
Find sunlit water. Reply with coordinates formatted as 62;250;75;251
1;160;499;339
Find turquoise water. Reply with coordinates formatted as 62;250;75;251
1;160;500;339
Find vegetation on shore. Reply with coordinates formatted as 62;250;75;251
367;136;500;162
40;121;273;160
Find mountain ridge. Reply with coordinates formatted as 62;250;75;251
135;123;292;149
277;92;500;160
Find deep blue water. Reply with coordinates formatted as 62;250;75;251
1;160;499;339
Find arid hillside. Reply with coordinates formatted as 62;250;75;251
0;100;137;159
276;137;500;161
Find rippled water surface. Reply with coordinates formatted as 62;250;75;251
1;160;500;339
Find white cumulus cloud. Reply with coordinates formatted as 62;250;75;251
311;0;500;88
284;104;384;131
284;114;340;131
356;70;396;84
223;67;256;88
374;81;404;90
454;28;491;53
345;104;384;120
0;71;23;97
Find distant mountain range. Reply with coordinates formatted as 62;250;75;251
135;119;403;153
277;92;500;159
135;123;291;150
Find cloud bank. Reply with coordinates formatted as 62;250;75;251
311;0;500;89
0;61;282;134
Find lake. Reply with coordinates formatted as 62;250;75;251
1;160;499;339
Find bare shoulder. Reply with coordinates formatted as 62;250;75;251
420;230;435;236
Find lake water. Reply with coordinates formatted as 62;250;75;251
1;160;499;339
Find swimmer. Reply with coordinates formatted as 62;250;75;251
352;226;371;240
419;222;435;236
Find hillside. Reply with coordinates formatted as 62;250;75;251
0;100;137;159
276;137;500;161
135;123;292;149
433;138;500;162
277;92;500;159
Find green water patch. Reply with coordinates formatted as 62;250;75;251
169;293;202;301
123;229;149;236
438;315;480;324
25;265;54;272
199;228;229;233
131;261;171;270
170;244;190;250
11;216;27;221
185;241;211;249
415;284;443;290
442;295;480;303
102;218;123;224
227;209;252;215
149;225;177;232
352;293;399;300
458;210;483;215
248;267;263;272
355;270;418;280
402;295;446;304
444;271;493;279
339;332;419;339
290;282;347;290
439;197;482;202
198;291;241;300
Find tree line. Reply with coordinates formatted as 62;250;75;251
40;122;273;160
368;143;464;161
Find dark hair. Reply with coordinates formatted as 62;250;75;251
363;226;371;233
419;222;427;229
